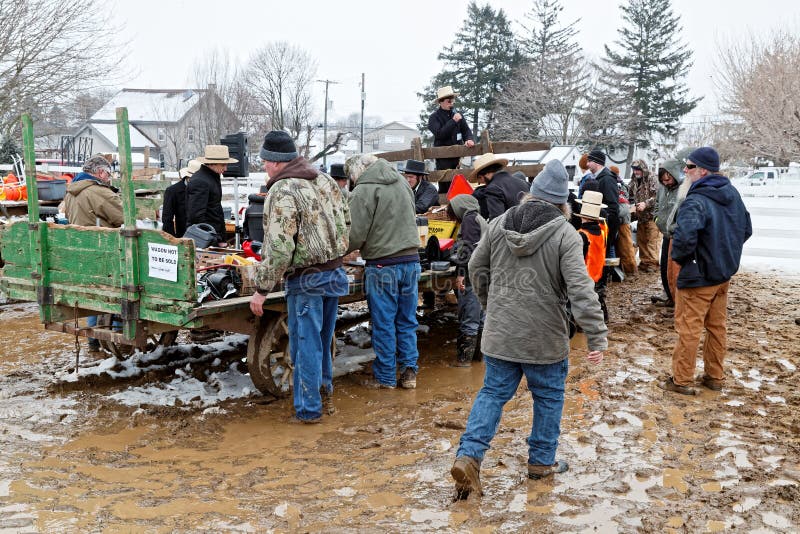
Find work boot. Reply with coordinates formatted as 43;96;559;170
473;328;483;362
527;460;569;480
650;292;669;303
700;374;723;391
321;387;336;415
453;334;475;367
399;367;417;389
657;377;697;396
451;456;482;499
361;376;396;389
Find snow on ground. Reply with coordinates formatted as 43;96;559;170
734;181;800;275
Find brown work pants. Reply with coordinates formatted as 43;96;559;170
667;241;680;301
672;280;730;386
616;223;638;275
637;220;661;269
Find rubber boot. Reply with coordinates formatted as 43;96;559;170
454;334;474;367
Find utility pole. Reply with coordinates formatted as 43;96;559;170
360;73;366;153
316;79;339;170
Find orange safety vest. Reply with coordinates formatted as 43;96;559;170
578;222;608;282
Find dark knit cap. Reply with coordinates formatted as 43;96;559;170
687;146;720;172
587;150;606;165
529;160;569;204
260;131;298;162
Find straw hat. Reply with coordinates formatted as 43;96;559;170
197;145;238;165
179;159;202;179
435;86;458;103
575;190;607;220
469;153;508;180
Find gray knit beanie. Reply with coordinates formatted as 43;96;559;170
529;160;569;204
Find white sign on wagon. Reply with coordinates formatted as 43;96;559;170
148;243;179;282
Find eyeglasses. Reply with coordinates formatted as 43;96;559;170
684;164;697;170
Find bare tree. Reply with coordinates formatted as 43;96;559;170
190;49;245;147
492;0;587;144
0;0;125;138
716;30;800;165
244;42;317;141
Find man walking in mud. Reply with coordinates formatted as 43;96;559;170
250;131;350;423
658;147;751;395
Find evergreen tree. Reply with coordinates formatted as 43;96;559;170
591;0;699;170
0;136;21;165
493;0;587;143
417;2;520;138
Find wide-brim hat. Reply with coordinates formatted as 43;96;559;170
575;190;607;220
469;153;508;180
198;145;238;165
400;159;429;176
179;159;202;179
435;86;458;103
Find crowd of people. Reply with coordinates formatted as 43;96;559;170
64;84;752;500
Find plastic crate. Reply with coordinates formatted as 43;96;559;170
36;179;67;201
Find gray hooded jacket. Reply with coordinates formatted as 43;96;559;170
469;199;608;365
654;159;684;235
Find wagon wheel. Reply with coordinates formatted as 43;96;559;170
246;312;292;398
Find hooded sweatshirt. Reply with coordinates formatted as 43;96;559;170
449;194;486;281
468;199;607;364
348;158;419;261
672;174;752;289
63;172;124;227
654;160;683;235
628;159;658;222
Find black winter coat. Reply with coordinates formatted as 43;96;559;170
414;180;440;214
186;165;225;237
161;178;187;237
480;170;529;220
672;175;752;289
428;107;474;170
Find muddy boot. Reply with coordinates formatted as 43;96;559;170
472;328;483;362
528;460;569;480
399;367;417;389
321;387;336;415
453;334;474;367
451;456;482;499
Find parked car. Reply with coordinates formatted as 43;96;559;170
747;168;778;186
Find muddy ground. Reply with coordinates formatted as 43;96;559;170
0;270;798;533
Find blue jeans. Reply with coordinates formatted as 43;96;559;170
364;261;421;386
456;285;484;336
457;355;569;465
285;268;348;420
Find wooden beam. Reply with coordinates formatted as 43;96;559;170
427;164;544;183
411;137;423;161
376;137;552;163
492;141;551;153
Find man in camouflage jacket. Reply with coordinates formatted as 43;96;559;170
629;159;661;272
249;131;350;423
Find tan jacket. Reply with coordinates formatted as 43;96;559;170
63;177;124;227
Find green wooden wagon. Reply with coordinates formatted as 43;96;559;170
0;109;456;398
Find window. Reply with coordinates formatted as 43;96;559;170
384;135;404;145
158;153;166;169
372;139;380;150
187;127;195;143
157;127;166;143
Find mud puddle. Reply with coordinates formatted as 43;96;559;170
1;272;798;532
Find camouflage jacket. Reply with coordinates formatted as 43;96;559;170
628;160;658;222
253;158;349;293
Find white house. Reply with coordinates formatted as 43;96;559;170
72;87;240;170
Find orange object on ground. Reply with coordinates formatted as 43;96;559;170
1;184;26;201
3;173;19;184
446;174;474;201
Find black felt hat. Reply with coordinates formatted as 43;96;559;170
400;159;429;176
329;163;347;179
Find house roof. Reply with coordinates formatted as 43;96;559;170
76;122;157;149
91;88;206;122
541;145;580;164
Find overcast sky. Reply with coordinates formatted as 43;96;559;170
108;0;799;125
